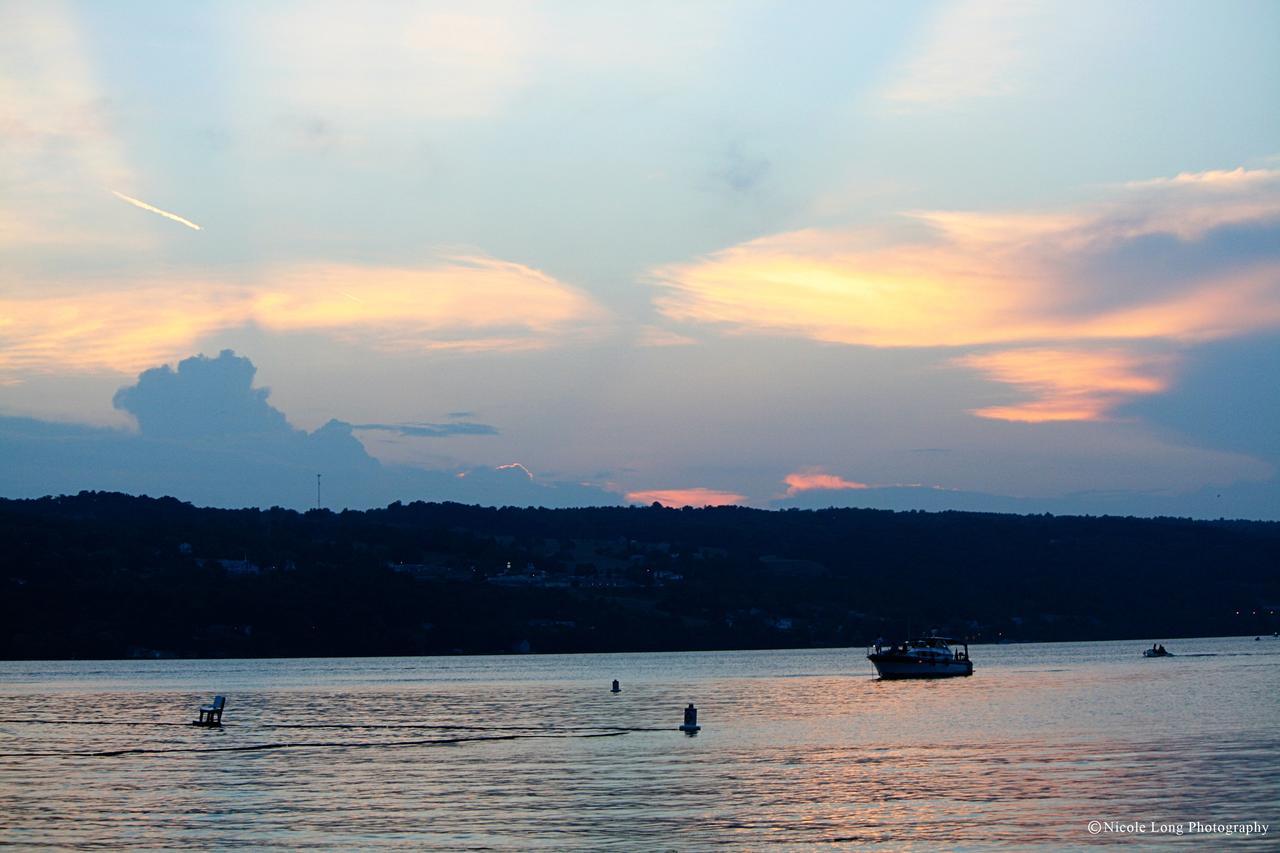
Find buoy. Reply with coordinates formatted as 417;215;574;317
679;702;701;735
611;679;621;693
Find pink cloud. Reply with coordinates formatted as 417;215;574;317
783;470;871;496
954;348;1176;423
625;487;745;507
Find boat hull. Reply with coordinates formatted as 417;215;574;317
869;657;974;679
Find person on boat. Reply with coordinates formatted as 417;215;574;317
1157;644;1166;655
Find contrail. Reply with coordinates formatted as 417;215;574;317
110;190;202;231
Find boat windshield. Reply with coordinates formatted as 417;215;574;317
871;637;970;657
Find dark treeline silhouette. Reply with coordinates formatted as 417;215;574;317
3;491;1277;659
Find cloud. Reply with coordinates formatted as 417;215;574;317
0;350;619;510
782;470;871;496
652;166;1280;421
114;349;290;439
625;487;745;507
253;257;603;350
0;285;239;376
0;254;605;375
496;462;534;480
880;0;1043;108
954;348;1175;423
354;421;499;438
779;470;956;501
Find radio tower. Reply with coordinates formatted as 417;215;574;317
316;473;322;510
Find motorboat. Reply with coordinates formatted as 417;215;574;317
867;637;973;679
1143;644;1171;658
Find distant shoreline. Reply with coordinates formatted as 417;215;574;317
4;492;1277;661
2;634;1274;665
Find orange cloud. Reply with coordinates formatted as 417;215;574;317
0;256;604;374
0;285;243;375
252;257;602;350
653;231;1041;348
626;487;745;507
955;348;1176;423
783;470;871;496
652;166;1280;421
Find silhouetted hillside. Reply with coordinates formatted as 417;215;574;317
2;492;1277;659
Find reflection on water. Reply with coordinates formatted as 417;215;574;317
1;637;1277;848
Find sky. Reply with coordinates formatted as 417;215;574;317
2;0;1280;517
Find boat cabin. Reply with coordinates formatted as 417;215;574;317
872;637;969;660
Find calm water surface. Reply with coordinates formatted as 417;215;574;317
1;637;1277;849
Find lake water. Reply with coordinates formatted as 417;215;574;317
1;637;1277;849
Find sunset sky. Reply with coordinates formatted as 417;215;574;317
3;0;1279;517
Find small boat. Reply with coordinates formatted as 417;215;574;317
1143;644;1171;658
867;637;973;679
